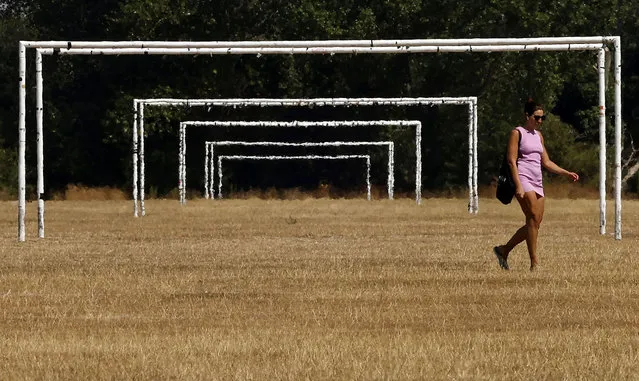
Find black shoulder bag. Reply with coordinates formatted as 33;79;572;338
496;130;521;205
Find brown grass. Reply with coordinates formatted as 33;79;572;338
0;197;638;380
51;184;128;201
221;184;391;200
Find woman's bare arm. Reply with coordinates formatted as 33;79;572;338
539;132;579;181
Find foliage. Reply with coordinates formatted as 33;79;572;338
0;0;637;197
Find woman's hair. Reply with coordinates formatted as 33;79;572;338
524;98;543;116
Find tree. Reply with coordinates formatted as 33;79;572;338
0;0;637;197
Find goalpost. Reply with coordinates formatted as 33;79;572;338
18;37;622;241
177;119;422;205
176;119;415;203
179;121;402;203
204;140;394;200
145;98;477;217
216;155;372;200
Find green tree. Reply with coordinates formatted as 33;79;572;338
0;0;637;197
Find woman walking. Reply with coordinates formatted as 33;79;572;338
493;99;579;271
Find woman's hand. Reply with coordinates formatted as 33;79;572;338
515;185;525;199
566;171;579;182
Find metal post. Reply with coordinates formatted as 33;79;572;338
36;50;45;238
416;122;422;204
467;104;473;212
614;38;622;240
18;42;26;242
179;124;185;204
217;157;223;199
366;156;371;201
597;48;607;235
210;144;216;199
139;103;146;216
132;101;139;217
204;142;210;199
472;99;479;214
387;144;394;200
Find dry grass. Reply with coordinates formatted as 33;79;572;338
51;184;128;201
0;197;638;380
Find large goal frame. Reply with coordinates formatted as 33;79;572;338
144;98;477;215
204;140;394;200
216;154;372;200
18;36;622;241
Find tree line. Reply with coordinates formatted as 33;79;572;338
0;0;637;198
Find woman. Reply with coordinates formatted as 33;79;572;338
493;99;579;271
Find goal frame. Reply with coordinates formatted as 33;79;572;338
178;119;422;205
17;36;622;241
203;140;394;200
216;154;372;200
176;119;426;204
144;98;477;216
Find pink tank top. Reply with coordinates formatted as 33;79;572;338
516;126;544;196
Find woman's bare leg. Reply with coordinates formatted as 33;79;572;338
516;192;544;269
496;192;544;270
500;226;527;258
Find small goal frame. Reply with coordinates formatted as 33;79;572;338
176;119;427;204
203;140;394;200
216;154;372;200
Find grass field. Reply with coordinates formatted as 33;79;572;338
1;197;638;380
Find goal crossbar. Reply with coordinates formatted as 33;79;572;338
140;97;477;106
37;43;607;55
24;36;616;49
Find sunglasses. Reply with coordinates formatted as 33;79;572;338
533;115;546;121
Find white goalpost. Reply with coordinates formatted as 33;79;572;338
178;121;401;203
145;98;477;217
203;140;394;200
176;119;414;204
216;155;372;200
18;36;622;242
177;118;423;205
